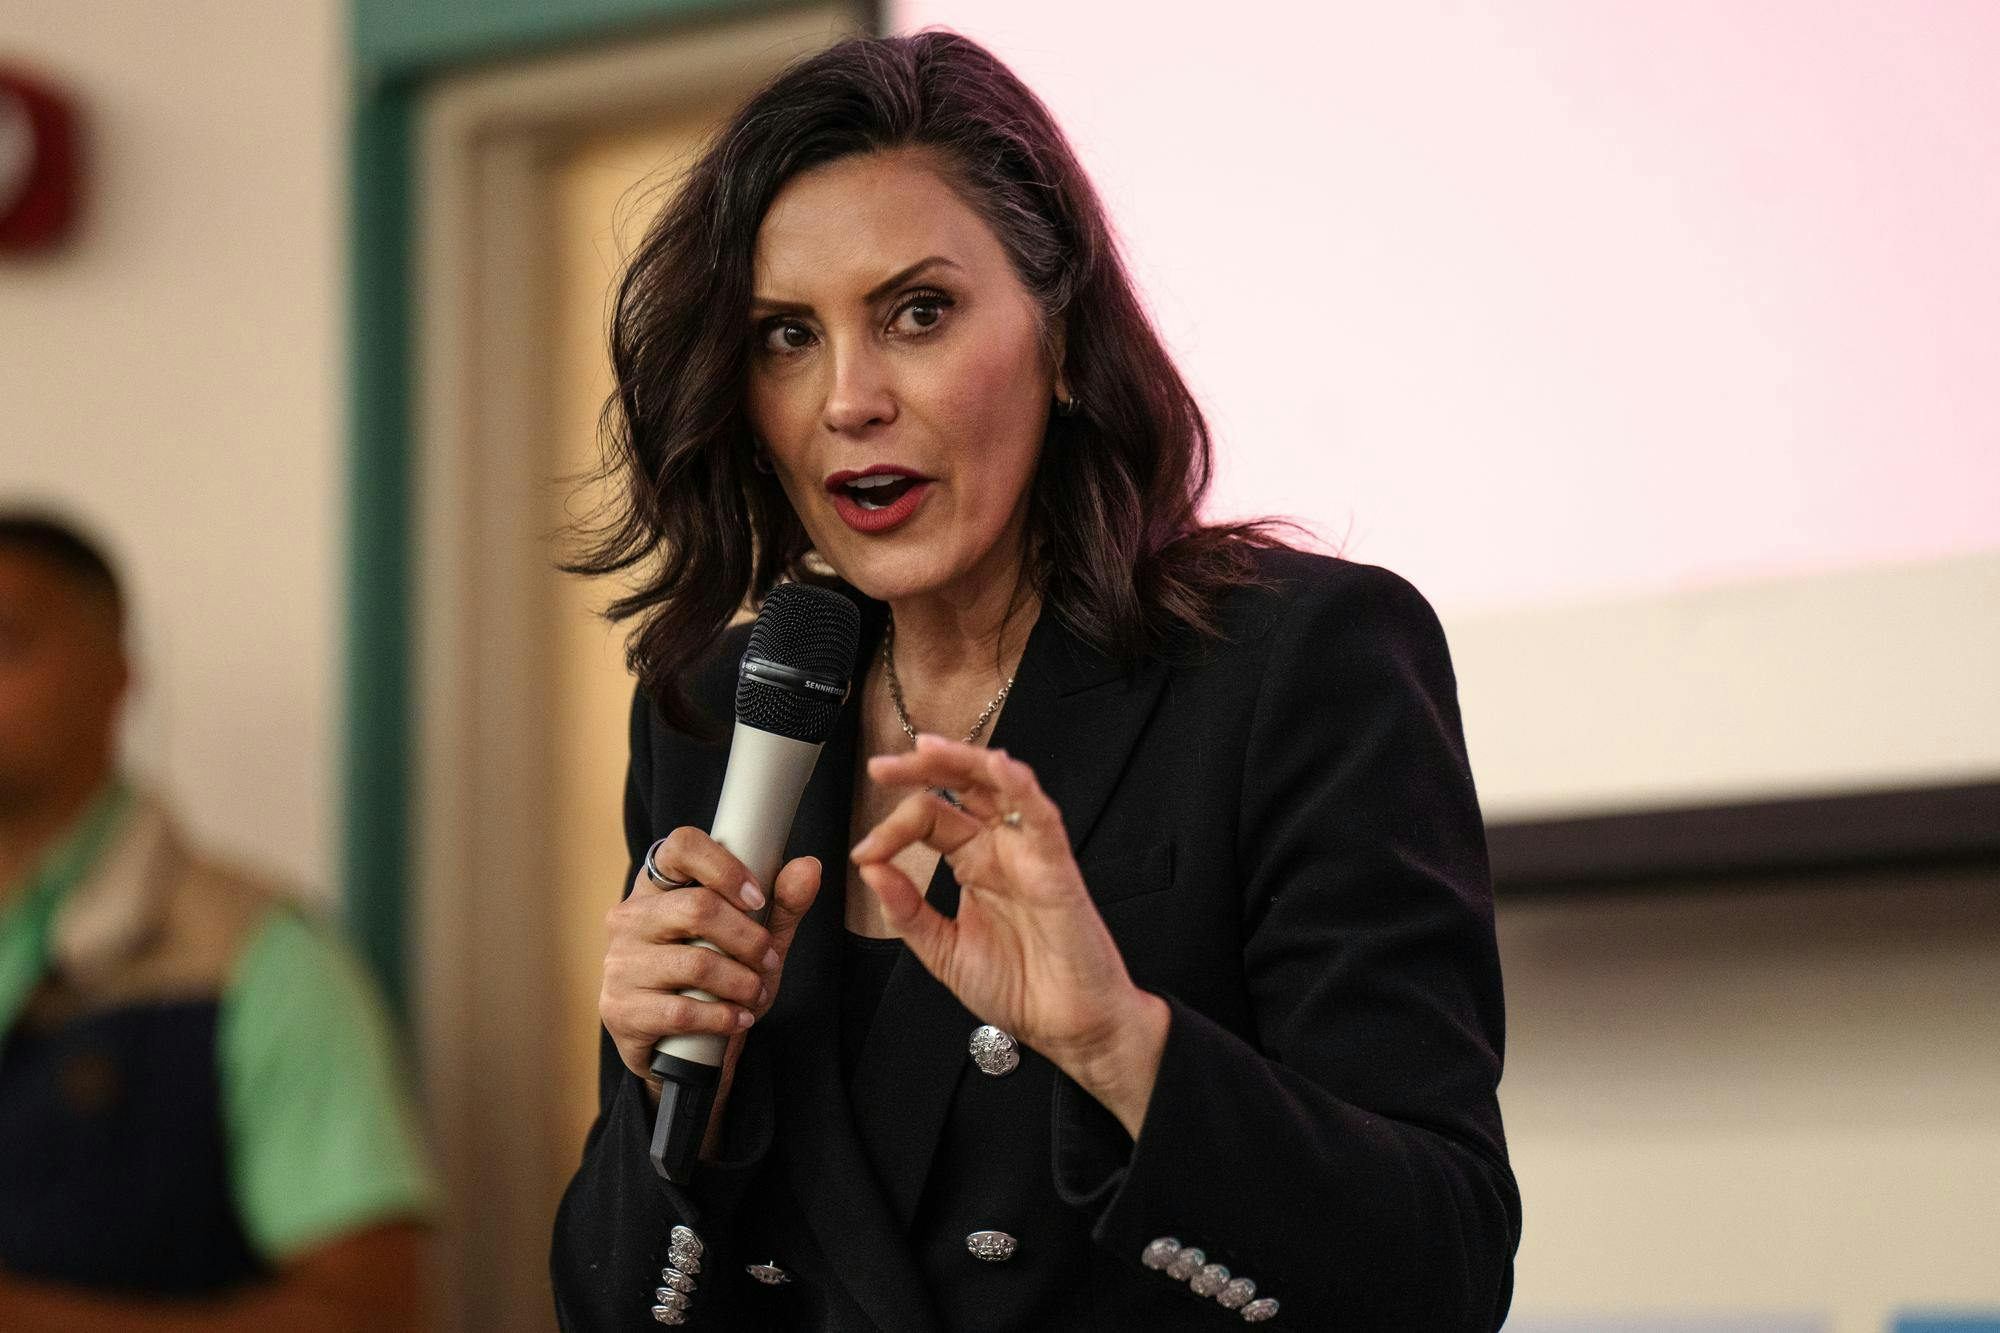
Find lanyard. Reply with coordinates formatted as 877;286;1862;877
0;779;134;1043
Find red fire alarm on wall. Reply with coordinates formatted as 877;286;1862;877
0;66;81;253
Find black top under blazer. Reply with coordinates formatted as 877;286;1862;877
551;547;1522;1332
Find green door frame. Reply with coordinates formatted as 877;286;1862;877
343;0;880;1013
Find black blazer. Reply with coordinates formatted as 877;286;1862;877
552;547;1520;1332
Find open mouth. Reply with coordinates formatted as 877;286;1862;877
842;475;924;511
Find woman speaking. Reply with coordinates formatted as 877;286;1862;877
551;28;1519;1332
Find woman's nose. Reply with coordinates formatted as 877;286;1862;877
822;342;897;434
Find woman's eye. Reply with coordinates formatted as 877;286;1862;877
895;293;953;335
760;321;814;355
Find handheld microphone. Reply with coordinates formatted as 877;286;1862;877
649;582;860;1184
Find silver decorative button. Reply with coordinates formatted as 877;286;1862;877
669;1225;704;1258
650;1306;687;1325
1217;1275;1257;1309
968;1025;1020;1076
746;1261;792;1285
657;1269;694;1294
965;1229;1018;1261
651;1289;689;1312
1165;1246;1207;1281
1190;1262;1231;1297
1240;1296;1281;1322
1141;1237;1183;1270
667;1246;702;1276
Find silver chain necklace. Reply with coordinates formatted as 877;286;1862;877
881;613;1016;809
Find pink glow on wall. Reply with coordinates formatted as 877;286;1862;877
888;2;2000;613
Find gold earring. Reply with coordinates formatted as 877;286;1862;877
1056;392;1080;418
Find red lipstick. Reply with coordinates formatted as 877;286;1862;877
824;464;934;535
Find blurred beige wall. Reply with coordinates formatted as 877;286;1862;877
0;0;343;898
1456;565;2000;1326
1499;865;2000;1330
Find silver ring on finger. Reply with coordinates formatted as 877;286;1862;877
644;838;700;889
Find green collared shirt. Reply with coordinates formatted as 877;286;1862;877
0;780;439;1262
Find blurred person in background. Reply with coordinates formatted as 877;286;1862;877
0;511;437;1331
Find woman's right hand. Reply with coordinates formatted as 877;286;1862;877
600;826;824;1088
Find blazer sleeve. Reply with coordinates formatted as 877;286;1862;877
551;682;778;1331
1050;562;1521;1331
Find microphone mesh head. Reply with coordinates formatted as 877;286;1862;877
736;582;861;742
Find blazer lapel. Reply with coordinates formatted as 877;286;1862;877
844;596;1172;1232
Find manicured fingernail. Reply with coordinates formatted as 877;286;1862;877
763;947;781;971
741;881;766;910
757;983;770;1006
737;1010;755;1029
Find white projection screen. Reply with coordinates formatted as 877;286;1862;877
889;1;2000;886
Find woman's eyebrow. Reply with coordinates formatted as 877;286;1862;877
751;255;961;313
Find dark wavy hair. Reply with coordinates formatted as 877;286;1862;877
565;27;1319;737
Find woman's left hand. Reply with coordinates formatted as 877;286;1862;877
852;733;1168;1109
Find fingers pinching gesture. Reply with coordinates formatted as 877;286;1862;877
851;733;1165;1104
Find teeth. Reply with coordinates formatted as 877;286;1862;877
843;473;924;512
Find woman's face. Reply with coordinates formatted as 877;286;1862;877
743;148;1065;606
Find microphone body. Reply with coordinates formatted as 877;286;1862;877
653;720;822;1070
648;584;859;1184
